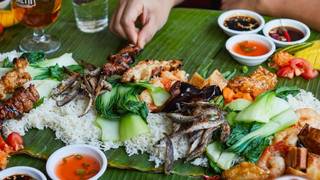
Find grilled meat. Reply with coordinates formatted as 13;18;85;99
122;60;182;82
0;58;31;100
102;44;141;76
226;66;277;101
0;85;39;120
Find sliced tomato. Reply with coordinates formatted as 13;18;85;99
0;136;9;151
203;175;221;180
301;68;319;80
6;132;24;151
277;66;295;79
289;58;318;79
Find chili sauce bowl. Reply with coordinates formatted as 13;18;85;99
0;166;47;180
218;9;265;36
46;144;107;180
263;18;310;47
225;34;276;66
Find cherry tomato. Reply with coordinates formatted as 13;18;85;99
277;66;294;79
0;24;3;35
6;132;24;151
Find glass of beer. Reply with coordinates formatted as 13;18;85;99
12;0;62;54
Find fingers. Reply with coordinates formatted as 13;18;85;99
120;1;143;43
137;17;159;48
109;0;128;39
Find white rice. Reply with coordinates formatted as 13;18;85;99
1;98;191;167
287;90;320;113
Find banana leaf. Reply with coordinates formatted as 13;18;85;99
11;128;207;177
2;0;320;179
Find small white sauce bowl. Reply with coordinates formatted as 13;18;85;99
46;144;107;180
275;175;307;180
218;9;265;36
0;0;10;9
225;34;276;66
0;166;47;180
263;18;310;47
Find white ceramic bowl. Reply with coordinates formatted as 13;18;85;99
0;0;10;9
225;34;276;66
46;144;107;180
0;166;47;180
218;9;265;36
275;175;307;180
263;18;310;47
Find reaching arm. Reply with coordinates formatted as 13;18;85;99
109;0;184;48
221;0;320;32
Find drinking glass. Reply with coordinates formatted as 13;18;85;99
12;0;62;54
72;0;108;33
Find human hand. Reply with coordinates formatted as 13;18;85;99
221;0;259;11
110;0;182;48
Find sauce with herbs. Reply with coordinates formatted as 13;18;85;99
233;41;269;56
55;154;100;180
4;174;36;180
224;16;260;31
269;26;304;42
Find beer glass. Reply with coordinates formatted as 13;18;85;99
12;0;62;54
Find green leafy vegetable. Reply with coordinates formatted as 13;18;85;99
228;108;298;159
95;116;120;141
225;98;251;111
275;86;300;100
119;113;150;141
235;91;290;123
20;52;45;64
206;142;239;170
2;57;13;68
209;160;222;174
226;123;270;162
95;84;148;120
33;97;45;108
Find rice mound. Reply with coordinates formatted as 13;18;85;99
287;90;320;113
2;98;192;167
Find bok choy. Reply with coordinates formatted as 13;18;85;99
0;53;82;81
235;91;290;123
129;82;171;107
95;84;148;120
227;108;298;161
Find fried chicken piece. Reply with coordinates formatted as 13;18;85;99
102;44;141;76
0;58;31;100
0;84;39;120
121;60;182;82
223;162;269;180
227;66;277;98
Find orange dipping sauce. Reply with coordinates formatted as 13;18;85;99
55;154;100;180
233;40;269;56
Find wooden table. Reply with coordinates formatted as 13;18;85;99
1;0;320;179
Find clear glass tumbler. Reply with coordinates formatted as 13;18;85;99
72;0;108;33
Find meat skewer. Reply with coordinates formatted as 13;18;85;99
102;44;141;76
0;58;31;100
0;85;39;121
